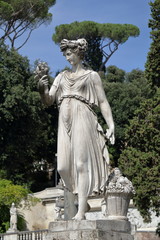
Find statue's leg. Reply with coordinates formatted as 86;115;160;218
57;121;72;191
73;142;89;220
57;153;71;191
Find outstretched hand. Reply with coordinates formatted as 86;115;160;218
106;128;115;145
38;75;49;94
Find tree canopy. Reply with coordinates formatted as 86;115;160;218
0;44;58;190
105;65;126;83
100;67;152;164
0;0;56;49
119;89;160;222
53;21;140;71
145;0;160;88
118;0;160;224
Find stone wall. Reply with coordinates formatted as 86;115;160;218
19;187;64;230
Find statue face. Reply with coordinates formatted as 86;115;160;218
65;49;81;65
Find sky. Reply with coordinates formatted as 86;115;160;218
17;0;151;76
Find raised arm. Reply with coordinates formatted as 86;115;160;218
38;73;62;106
91;72;115;144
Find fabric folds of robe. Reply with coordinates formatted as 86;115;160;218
53;70;110;196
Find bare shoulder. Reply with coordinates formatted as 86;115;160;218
55;71;64;80
90;70;99;78
57;71;65;77
52;71;63;87
90;71;102;85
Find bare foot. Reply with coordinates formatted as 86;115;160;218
72;212;86;220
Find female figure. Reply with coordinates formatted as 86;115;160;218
38;38;115;220
10;203;17;231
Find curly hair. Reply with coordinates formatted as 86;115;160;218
60;38;88;59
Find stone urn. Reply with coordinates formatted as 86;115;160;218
105;168;135;220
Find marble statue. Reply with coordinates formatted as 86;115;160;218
9;203;17;231
36;38;115;220
105;168;135;220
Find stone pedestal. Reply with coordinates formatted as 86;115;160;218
45;219;134;240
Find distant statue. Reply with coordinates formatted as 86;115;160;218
9;203;17;231
36;38;115;220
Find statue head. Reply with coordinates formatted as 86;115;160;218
60;38;88;60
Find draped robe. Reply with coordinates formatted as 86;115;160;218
53;70;110;196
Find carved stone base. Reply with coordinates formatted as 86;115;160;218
107;215;128;220
45;219;134;240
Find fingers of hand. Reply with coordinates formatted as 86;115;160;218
110;135;115;145
41;75;48;80
106;129;115;145
39;75;48;86
106;129;111;139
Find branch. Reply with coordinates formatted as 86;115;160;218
14;21;33;37
0;20;23;41
6;3;44;39
108;42;113;53
0;2;41;41
101;40;113;50
102;50;109;58
0;20;15;40
0;2;49;48
10;2;37;20
15;20;45;50
99;40;119;71
8;34;13;45
16;29;33;50
100;38;105;48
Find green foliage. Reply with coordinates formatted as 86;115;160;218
0;179;28;205
105;65;125;83
125;69;144;82
116;1;160;225
0;0;56;49
84;36;104;72
119;89;160;221
53;21;140;71
100;67;152;165
145;0;160;87
0;44;58;190
53;21;139;44
0;179;29;232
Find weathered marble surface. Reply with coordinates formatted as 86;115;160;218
105;168;135;220
37;38;115;220
45;219;134;240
